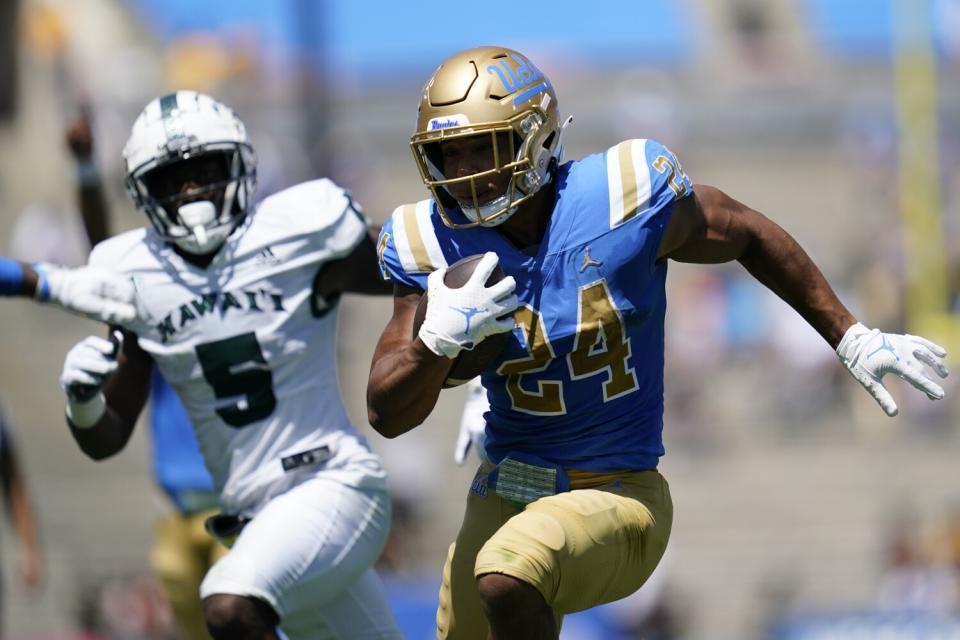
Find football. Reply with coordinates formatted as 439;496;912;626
412;254;510;388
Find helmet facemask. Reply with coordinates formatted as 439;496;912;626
127;143;256;256
413;108;557;228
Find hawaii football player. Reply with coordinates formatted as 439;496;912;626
65;108;226;640
60;92;401;640
367;46;950;639
0;257;135;324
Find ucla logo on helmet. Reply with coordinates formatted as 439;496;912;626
486;54;547;102
428;114;470;131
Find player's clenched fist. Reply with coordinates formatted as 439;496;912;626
837;322;949;416
418;252;519;359
60;331;123;428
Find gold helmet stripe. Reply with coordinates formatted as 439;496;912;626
606;139;652;228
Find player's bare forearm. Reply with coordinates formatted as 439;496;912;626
18;263;40;297
662;186;856;348
314;234;392;299
78;182;110;247
67;108;111;246
367;288;453;437
67;407;137;460
368;341;452;437
9;471;40;553
736;216;855;348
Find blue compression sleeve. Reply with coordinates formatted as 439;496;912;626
0;258;25;297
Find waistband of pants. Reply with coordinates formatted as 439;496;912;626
480;461;658;491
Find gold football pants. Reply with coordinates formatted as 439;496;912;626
436;467;672;639
150;509;228;640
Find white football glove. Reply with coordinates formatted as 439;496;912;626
418;252;519;359
60;331;123;428
837;322;949;417
454;377;490;465
35;263;137;325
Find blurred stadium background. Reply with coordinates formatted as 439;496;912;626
0;0;959;638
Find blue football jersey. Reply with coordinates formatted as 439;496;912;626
379;139;692;472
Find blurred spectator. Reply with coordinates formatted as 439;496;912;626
876;508;959;615
0;0;18;122
76;573;176;640
664;267;732;448
375;495;416;575
598;545;684;640
0;402;43;633
763;288;845;425
8;203;91;268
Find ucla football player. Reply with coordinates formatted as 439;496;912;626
368;46;950;638
60;92;401;640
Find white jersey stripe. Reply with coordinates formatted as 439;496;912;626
607;139;651;228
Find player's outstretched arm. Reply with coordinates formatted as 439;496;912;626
658;186;856;346
35;263;137;324
367;285;454;438
0;423;43;592
0;257;136;324
61;329;152;459
65;106;111;247
658;185;948;415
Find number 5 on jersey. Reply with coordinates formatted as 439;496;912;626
196;332;277;428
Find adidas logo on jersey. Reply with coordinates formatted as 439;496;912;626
255;246;281;266
155;288;286;344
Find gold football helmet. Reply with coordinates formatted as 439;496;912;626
411;46;571;228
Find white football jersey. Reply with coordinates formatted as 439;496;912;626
89;179;387;514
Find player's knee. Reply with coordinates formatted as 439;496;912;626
477;573;546;618
203;594;278;640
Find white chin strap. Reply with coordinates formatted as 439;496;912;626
459;193;519;227
176;201;219;253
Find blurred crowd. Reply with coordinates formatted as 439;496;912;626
0;1;958;639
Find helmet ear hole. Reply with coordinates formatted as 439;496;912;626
542;131;556;152
512;132;524;158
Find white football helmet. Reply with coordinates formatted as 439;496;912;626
123;91;257;256
411;46;572;228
